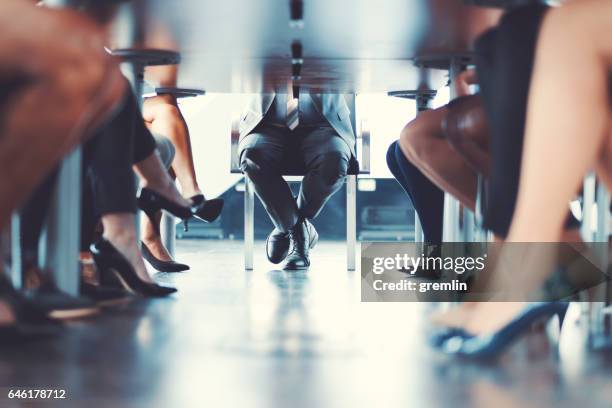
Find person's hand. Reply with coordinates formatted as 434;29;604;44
453;68;478;97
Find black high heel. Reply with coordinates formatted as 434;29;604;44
90;239;177;297
439;302;569;360
137;187;193;232
190;194;224;223
141;242;190;273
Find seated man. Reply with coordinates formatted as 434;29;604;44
239;89;354;269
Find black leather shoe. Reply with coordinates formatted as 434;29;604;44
266;228;290;264
283;219;318;270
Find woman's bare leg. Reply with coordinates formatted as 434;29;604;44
399;107;478;209
436;0;612;337
141;88;200;262
133;152;192;209
143;94;201;197
507;1;612;243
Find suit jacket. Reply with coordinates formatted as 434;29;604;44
239;93;356;156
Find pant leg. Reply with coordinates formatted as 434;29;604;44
298;126;351;219
84;91;156;217
475;4;549;237
19;169;59;264
239;126;298;232
386;140;444;244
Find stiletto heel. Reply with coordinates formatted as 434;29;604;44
90;239;177;297
439;302;569;360
190;194;224;223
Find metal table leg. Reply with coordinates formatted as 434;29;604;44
42;148;82;296
244;177;254;270
347;175;357;271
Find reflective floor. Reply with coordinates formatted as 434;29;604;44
1;240;611;408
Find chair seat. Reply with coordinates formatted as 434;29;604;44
155;87;206;98
110;49;181;67
388;90;438;100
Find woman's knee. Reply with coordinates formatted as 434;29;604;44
386;141;399;170
147;103;183;124
399;121;433;166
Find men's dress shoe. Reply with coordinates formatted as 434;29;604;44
266;228;291;264
283;219;318;270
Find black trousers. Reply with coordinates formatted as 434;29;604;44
386;140;444;244
81;91;157;249
474;4;550;237
83;91;156;217
239;124;352;232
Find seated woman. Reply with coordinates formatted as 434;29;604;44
84;91;194;297
433;0;609;358
398;70;485;212
141;64;224;272
387;6;501;257
0;0;125;339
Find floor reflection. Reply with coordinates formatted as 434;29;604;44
0;240;610;408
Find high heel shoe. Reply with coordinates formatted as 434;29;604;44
141;242;190;273
190;194;224;223
90;239;177;297
439;302;569;360
137;187;193;232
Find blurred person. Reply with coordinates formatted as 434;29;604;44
0;0;125;338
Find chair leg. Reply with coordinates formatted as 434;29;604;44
596;181;610;243
161;213;176;257
10;214;22;288
43;148;82;296
244;177;254;270
347;175;357;271
414;213;423;243
443;193;460;242
581;173;596;241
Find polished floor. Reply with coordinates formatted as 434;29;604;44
1;240;611;408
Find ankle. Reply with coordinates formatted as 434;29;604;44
180;184;201;199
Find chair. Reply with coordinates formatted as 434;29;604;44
230;95;370;270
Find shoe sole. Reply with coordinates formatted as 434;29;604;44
95;297;133;308
48;307;100;320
